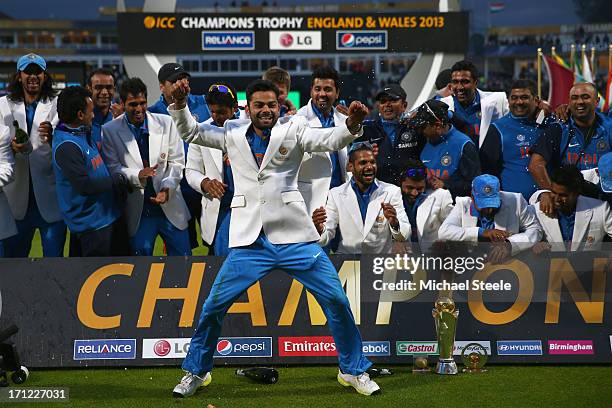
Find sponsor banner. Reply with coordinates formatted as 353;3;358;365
117;12;470;54
142;338;190;359
278;336;337;357
362;341;391;357
396;341;438;356
214;337;272;358
1;250;612;367
497;340;543;356
73;339;136;360
202;31;255;50
269;31;322;50
548;340;594;355
453;341;492;356
336;31;387;50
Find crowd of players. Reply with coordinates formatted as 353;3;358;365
1;53;612;260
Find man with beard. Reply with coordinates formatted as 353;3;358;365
413;99;481;199
531;166;612;252
440;60;509;148
354;83;425;185
529;82;612;216
312;141;410;254
295;66;349;215
149;63;211;251
399;159;453;252
0;53;66;257
480;79;554;201
168;79;380;397
102;78;191;256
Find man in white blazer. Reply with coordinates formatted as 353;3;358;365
530;166;612;252
313;142;410;254
0;53;65;257
439;174;542;263
185;83;241;256
0;124;17;256
169;79;380;397
400;159;454;252
441;60;509;148
295;66;349;215
102;78;190;256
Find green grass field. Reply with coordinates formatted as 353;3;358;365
7;365;612;408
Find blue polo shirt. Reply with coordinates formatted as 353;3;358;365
470;202;497;238
452;92;481;144
350;179;378;222
312;102;343;188
381;118;399;146
92;107;113;151
403;192;427;242
557;211;575;243
246;126;271;167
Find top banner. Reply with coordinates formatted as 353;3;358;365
117;12;469;54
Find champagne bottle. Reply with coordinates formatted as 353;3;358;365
13;121;29;144
235;367;278;384
366;367;394;378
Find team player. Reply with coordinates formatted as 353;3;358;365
0;53;66;257
168;79;380;397
480;79;554;201
186;83;240;256
102;78;191;256
312;141;410;254
262;66;297;117
149;63;211;250
413;99;480;199
440;60;509;147
52;86;129;256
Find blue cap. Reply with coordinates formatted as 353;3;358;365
17;53;46;72
472;174;501;209
599;152;612;193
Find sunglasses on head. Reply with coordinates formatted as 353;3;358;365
348;141;374;155
405;167;427;178
208;84;235;101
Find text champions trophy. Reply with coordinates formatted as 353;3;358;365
432;296;459;375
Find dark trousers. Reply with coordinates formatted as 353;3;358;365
75;223;115;257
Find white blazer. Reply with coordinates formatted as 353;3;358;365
441;89;509;148
415;188;454;251
185;117;225;245
0;96;61;222
531;193;612;251
0;124;17;240
438;191;542;255
295;100;349;214
319;179;410;254
101;112;189;236
169;104;361;248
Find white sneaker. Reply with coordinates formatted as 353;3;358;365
337;370;381;396
172;371;212;398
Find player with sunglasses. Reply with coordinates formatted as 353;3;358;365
149;63;212;251
399;159;453;251
411;99;481;199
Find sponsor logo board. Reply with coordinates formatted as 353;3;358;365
74;339;136;360
278;336;337;356
396;341;438;355
497;340;543;356
142;337;272;359
362;341;391;356
548;340;594;355
269;31;322;50
453;341;492;356
336;31;387;50
202;31;255;50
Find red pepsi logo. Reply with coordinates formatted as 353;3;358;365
341;33;355;47
153;340;171;357
216;339;233;356
280;33;294;47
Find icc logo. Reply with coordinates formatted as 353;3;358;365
143;16;176;29
153;340;171;356
217;339;233;356
341;33;355;47
280;33;294;47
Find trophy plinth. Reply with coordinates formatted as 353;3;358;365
432;296;459;375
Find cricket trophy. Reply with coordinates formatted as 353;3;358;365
432;296;459;375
